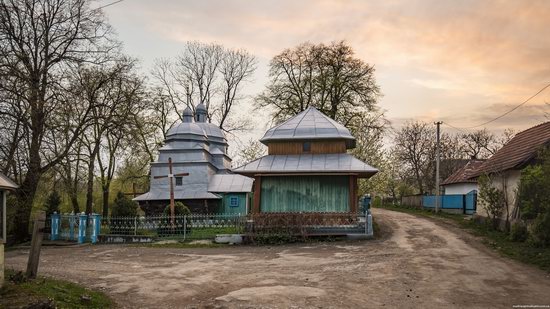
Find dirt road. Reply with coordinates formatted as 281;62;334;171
5;208;550;308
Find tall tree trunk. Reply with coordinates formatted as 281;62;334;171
13;103;44;241
102;185;110;217
71;195;80;214
13;153;41;241
85;143;100;214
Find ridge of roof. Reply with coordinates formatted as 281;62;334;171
441;160;485;185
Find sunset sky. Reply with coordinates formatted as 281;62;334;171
103;0;550;140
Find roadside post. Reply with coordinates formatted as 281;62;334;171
26;211;46;279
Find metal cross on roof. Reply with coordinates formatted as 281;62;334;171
153;157;189;225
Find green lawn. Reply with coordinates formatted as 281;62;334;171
377;204;550;272
0;269;114;308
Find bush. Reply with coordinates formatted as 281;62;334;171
509;222;529;242
158;202;191;236
371;196;382;208
163;201;191;216
478;174;505;230
111;192;138;217
529;212;550;248
44;191;61;215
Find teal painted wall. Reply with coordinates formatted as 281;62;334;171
219;193;248;214
260;176;350;212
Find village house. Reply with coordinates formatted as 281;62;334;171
441;159;485;195
0;172;18;288
134;103;253;214
470;121;550;222
233;107;378;213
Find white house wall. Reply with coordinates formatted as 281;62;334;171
443;183;478;195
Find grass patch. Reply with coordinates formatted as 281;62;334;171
377;204;550;272
0;269;114;308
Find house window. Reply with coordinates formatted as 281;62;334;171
175;177;183;186
303;142;311;152
229;196;239;207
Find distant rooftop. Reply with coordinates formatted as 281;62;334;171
260;107;356;148
442;160;485;185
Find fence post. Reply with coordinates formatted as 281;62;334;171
26;211;46;279
50;212;60;241
366;208;373;237
90;214;101;244
78;212;87;244
69;213;76;241
183;214;187;241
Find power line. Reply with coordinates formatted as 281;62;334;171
442;121;469;134
93;0;124;11
444;82;550;130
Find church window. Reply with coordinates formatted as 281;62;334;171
175;177;183;186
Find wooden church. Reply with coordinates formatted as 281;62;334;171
234;107;378;213
134;103;253;214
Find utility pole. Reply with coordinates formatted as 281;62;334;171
435;121;442;213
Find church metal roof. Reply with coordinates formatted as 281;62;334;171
0;173;18;191
208;174;254;193
134;189;221;201
233;153;378;178
166;122;208;138
260;107;356;148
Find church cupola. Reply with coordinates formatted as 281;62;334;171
195;102;207;123
182;105;194;123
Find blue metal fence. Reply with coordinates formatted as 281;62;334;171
50;213;101;244
420;191;477;214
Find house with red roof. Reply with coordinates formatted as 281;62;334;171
441;160;485;195
469;121;550;221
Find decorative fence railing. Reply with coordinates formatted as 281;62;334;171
248;212;370;236
49;210;374;243
100;213;246;240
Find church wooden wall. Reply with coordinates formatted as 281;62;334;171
267;141;346;155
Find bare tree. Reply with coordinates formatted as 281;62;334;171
152;42;256;133
231;139;267;168
0;0;118;240
460;129;496;159
393;121;435;194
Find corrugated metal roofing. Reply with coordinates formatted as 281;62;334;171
260;107;356;146
441;160;485;185
233;153;378;177
0;173;18;190
208;174;254;192
166;122;208;138
196;122;225;139
471;121;550;177
134;190;221;201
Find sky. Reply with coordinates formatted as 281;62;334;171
101;0;550;142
